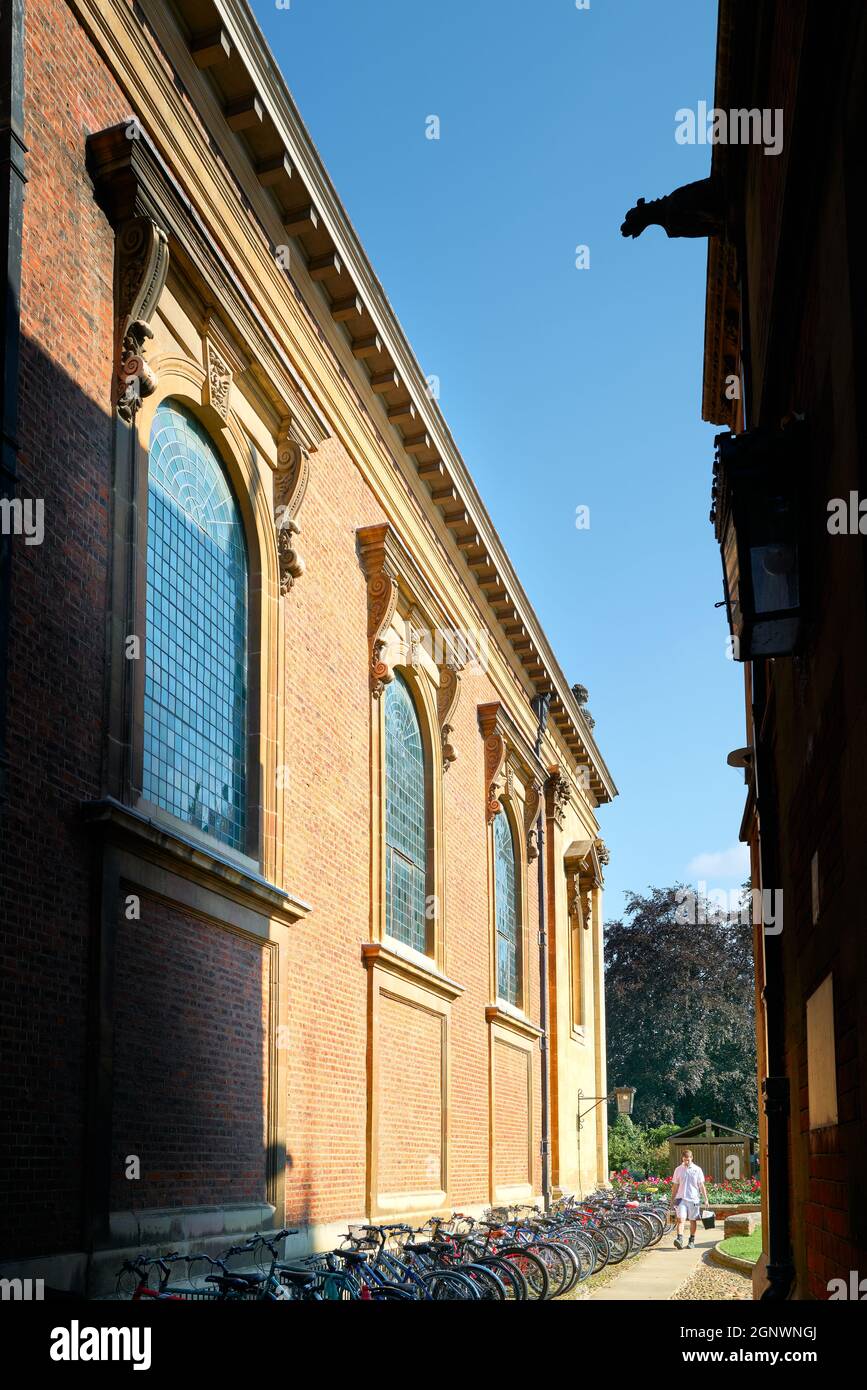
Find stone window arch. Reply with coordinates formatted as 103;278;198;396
384;672;430;953
143;398;248;852
494;803;522;1006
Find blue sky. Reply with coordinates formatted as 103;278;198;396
251;0;749;918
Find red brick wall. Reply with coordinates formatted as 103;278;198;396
3;0;551;1258
378;995;442;1194
493;1038;531;1188
110;894;272;1211
280;430;545;1223
0;0;127;1257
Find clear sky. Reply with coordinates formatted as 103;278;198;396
251;0;749;919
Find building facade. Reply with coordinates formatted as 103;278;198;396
0;0;615;1293
624;0;867;1299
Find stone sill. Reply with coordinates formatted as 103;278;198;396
485;1001;543;1042
80;796;310;925
362;939;464;1001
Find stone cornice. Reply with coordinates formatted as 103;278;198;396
149;0;616;803
88;0;616;802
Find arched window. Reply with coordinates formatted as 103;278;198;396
384;673;428;953
143;400;248;852
494;810;520;1005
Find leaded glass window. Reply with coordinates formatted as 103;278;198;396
143;400;248;852
384;673;428;953
494;810;520;1005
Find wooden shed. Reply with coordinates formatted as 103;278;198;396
667;1120;757;1182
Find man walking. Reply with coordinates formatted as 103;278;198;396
671;1148;708;1250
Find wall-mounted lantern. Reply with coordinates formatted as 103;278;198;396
614;1085;637;1116
711;423;804;659
577;1084;636;1129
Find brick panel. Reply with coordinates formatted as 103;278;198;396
110;895;272;1211
377;994;442;1194
494;1038;531;1188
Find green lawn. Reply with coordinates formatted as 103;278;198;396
718;1227;763;1264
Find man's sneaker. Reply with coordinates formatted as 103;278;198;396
687;1237;696;1249
674;1235;684;1249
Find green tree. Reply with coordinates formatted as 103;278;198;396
604;885;758;1132
607;1114;649;1174
645;1122;682;1174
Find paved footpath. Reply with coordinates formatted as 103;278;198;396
588;1226;728;1300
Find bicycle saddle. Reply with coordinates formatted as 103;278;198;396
274;1265;318;1286
206;1273;263;1292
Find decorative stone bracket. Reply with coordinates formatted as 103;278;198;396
437;661;461;771
564;838;605;930
114;216;169;422
546;766;573;830
524;778;542;862
357;524;399;697
273;424;310;596
478;702;543;859
358;523;466;716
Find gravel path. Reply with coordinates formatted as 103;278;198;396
670;1258;753;1301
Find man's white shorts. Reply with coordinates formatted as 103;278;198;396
675;1199;701;1221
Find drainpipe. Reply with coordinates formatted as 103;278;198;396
0;0;26;811
752;659;794;1299
531;691;552;1210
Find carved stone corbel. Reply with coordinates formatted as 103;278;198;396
478;703;506;823
546;766;572;830
114;216;169;422
596;839;610;867
484;734;507;823
567;869;583;927
524;778;542;862
565;838;602;929
357;525;400;697
274;425;310;595
437;660;461;771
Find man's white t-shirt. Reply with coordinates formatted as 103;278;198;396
673;1162;705;1204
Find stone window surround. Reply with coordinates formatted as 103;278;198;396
563;840;605;1041
358;522;464;976
478;701;545;1028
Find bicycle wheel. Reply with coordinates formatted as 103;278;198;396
621;1218;646;1253
587;1227;610;1269
498;1246;549;1301
532;1239;578;1296
646;1211;667;1245
459;1262;507;1301
556;1230;596;1282
480;1255;527;1301
628;1214;654;1250
602;1222;629;1264
421;1271;481;1300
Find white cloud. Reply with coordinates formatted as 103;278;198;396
686;844;750;880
